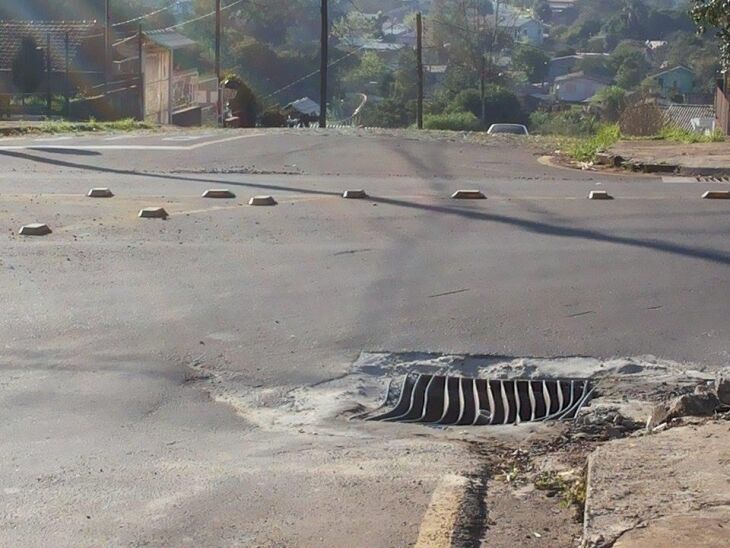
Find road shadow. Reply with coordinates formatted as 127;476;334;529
29;148;102;156
2;148;730;267
0;149;340;197
369;196;730;267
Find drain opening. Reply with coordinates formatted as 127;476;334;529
360;374;593;426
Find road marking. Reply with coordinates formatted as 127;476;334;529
104;135;141;141
0;133;266;151
415;474;469;548
162;133;215;142
33;136;73;142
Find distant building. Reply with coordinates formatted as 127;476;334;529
662;103;715;134
498;8;544;46
648;65;695;100
547;54;608;84
554;71;611;103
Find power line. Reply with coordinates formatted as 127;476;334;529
112;0;184;27
263;45;365;100
156;0;247;31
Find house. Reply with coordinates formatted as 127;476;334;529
0;20;103;100
381;22;417;47
285;97;320;118
648;65;695;100
554;71;611;103
662;103;715;133
547;54;608;84
498;9;544;46
115;30;200;125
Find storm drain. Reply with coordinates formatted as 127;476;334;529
361;375;593;425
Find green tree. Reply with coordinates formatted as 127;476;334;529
691;0;730;70
533;0;552;23
590;86;627;121
615;58;645;89
603;0;650;40
512;44;549;82
343;52;389;91
12;36;45;103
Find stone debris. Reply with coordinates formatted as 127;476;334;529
647;386;720;429
715;367;730;406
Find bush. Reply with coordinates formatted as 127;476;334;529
423;111;482;131
259;107;286;127
571;124;621;162
529;110;601;136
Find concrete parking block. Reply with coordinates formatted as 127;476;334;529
702;190;730;199
249;195;277;206
138;207;169;219
87;188;114;198
203;189;236;199
589;190;613;200
450;190;486;199
343;189;368;199
18;223;52;236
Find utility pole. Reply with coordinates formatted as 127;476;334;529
416;12;423;130
105;0;111;96
64;32;70;117
215;0;222;126
46;33;52;116
138;24;144;121
319;0;328;128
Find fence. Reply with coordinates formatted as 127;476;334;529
172;69;199;112
715;86;730;135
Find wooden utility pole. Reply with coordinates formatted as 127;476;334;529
46;34;52;116
416;12;423;130
105;0;111;95
215;0;222;126
138;24;144;121
64;32;70;117
319;0;328;128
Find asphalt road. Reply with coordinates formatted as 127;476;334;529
1;128;729;546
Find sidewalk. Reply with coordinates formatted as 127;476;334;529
609;140;730;175
583;420;730;547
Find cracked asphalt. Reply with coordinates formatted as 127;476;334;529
1;128;729;546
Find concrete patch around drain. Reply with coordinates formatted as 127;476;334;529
343;189;368;199
87;187;114;198
187;352;713;434
451;190;486;200
19;223;52;236
589;190;613;200
702;190;730;199
203;189;236;199
249;195;277;206
138;207;168;219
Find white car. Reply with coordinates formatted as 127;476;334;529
487;123;529;135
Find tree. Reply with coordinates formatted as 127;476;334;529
591;86;627;121
343;52;388;91
533;0;552;23
603;0;650;40
691;0;730;70
12;36;45;104
481;85;527;125
512;44;549;83
615;58;645;89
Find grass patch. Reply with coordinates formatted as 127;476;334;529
534;469;587;519
570;124;621;162
658;125;725;144
5;118;154;135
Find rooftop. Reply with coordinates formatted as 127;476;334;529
0;20;101;71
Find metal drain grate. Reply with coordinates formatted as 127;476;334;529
362;375;593;425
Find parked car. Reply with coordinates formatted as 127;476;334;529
487;123;529;135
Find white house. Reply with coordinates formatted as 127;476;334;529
554;71;611;103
